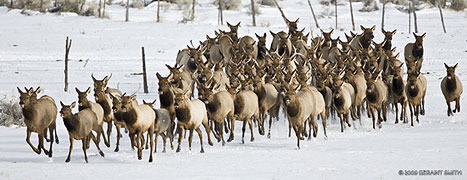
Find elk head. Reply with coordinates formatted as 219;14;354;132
444;63;458;80
413;32;426;50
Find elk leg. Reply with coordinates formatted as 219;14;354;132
227;119;235;142
148;127;154;162
224;119;230;134
145;133;149;150
54;125;59;144
101;125;110;148
188;128;194;151
447;100;452;116
415;105;420;123
339;113;344;132
370;107;375;129
377;108;382;129
176;125;183;153
395;102;399;123
456;98;460;112
303;120;309;138
161;133;167;153
65;137;73;163
220;120;226;146
129;133;136;150
293;126;300;149
357;105;362;126
39;133;49;156
136;131;142;160
82;137;88;163
195;128;205;153
288;119;292;137
345;112;351;127
168;128;174;150
114;123;121;152
90;132;105;157
241;120;247;144
267;113;273;139
202;120;213;146
382;103;388;123
210;121;221;142
409;103;414;127
248;118;254;142
48;125;54;157
321;112;328;139
312;116;318;138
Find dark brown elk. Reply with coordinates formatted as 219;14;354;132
285;17;300;35
18;87;57;157
390;63;407;123
60;102;105;163
351;25;375;50
121;94;155;162
252;75;281;138
142;99;174;153
320;29;333;48
404;32;426;73
227;22;241;42
166;64;194;99
173;89;213;153
405;71;427;126
156;72;176;139
441;63;463;116
382;28;397;51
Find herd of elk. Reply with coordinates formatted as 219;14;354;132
17;19;463;162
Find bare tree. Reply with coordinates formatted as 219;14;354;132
349;0;355;30
157;0;161;22
307;0;320;28
218;0;224;25
381;0;386;29
251;0;256;26
334;0;338;29
192;0;195;20
125;0;129;22
437;0;446;33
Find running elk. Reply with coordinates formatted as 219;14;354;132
441;63;463;116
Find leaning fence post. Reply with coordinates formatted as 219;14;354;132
142;47;149;94
64;37;72;92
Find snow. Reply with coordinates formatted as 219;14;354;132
1;0;467;179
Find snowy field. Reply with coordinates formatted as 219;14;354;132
1;0;467;179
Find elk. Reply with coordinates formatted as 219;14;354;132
18;87;57;157
441;63;463;116
142;99;174;153
26;87;59;144
156;73;176;138
255;33;268;61
92;74;120;150
391;63;408;123
239;35;258;60
60;102;105;163
285;17;300;35
282;84;315;149
252;74;281;138
405;71;427;126
230;80;261;144
365;70;389;129
226;22;240;42
320;29;333;48
404;32;426;73
270;31;293;57
76;87;109;147
331;75;356;132
382;28;397;51
121;94;155;162
344;63;367;123
173;89;213;153
199;87;235;146
108;93;127;152
351;25;375;50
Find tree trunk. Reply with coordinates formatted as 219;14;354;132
408;1;411;33
98;0;102;18
142;47;149;94
64;37;72;92
438;1;446;33
349;0;355;31
412;1;418;33
272;0;288;25
157;0;160;22
307;0;319;28
102;0;106;18
218;0;223;25
191;0;195;20
125;0;129;22
40;0;43;12
250;0;256;26
334;0;338;29
381;0;385;29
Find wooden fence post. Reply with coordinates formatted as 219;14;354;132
157;0;161;22
412;1;418;33
381;0;386;29
437;0;446;33
349;0;355;31
408;1;411;33
272;0;288;25
64;37;72;92
125;0;129;22
250;0;256;26
141;47;149;94
307;0;320;28
334;0;338;29
218;0;223;25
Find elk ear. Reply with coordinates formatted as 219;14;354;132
91;73;97;82
295;18;300;23
395;53;400;59
75;87;81;93
399;63;404;68
422;32;426;38
330;29;334;34
255;33;260;39
381;28;386;34
35;87;41;94
360;25;365;31
391;47;397;53
142;100;147;104
285;17;290;23
412;32;417;38
156;72;162;80
392;29;397;35
269;30;276;36
71;102;76;108
371;25;376;31
236;22;241;27
227;22;232;27
131;95;137;100
60;101;65;107
165;64;172;70
444;63;449;69
454;63;458;69
263;32;266;37
85;87;91;95
17;87;23;94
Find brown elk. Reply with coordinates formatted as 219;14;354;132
156;73;176;139
320;29;333;48
226;22;240;42
252;74;281;138
18;87;57;157
121;94;155;162
239;35;258;60
60;102;105;163
331;77;356;132
405;71;427;126
285;17;300;35
25;87;59;144
76;87;109;147
365;70;389;129
142;99;174;153
173;89;213;153
351;25;375;50
230;80;261;143
391;63;407;123
166;64;194;99
404;32;426;73
441;63;463;116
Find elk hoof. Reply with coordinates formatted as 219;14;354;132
208;141;213;146
200;149;205;153
267;133;271;139
138;156;142;160
99;151;105;157
176;147;181;153
242;139;245;144
149;158;153;163
65;158;70;163
114;147;119;152
55;139;59;144
48;151;53;158
227;136;234;142
250;137;254;142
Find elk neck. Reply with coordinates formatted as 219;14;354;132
446;77;457;93
159;89;174;108
286;99;299;118
175;101;191;123
392;78;404;96
63;114;79;133
412;45;423;59
122;109;138;126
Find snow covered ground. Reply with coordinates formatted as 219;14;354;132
0;0;467;179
